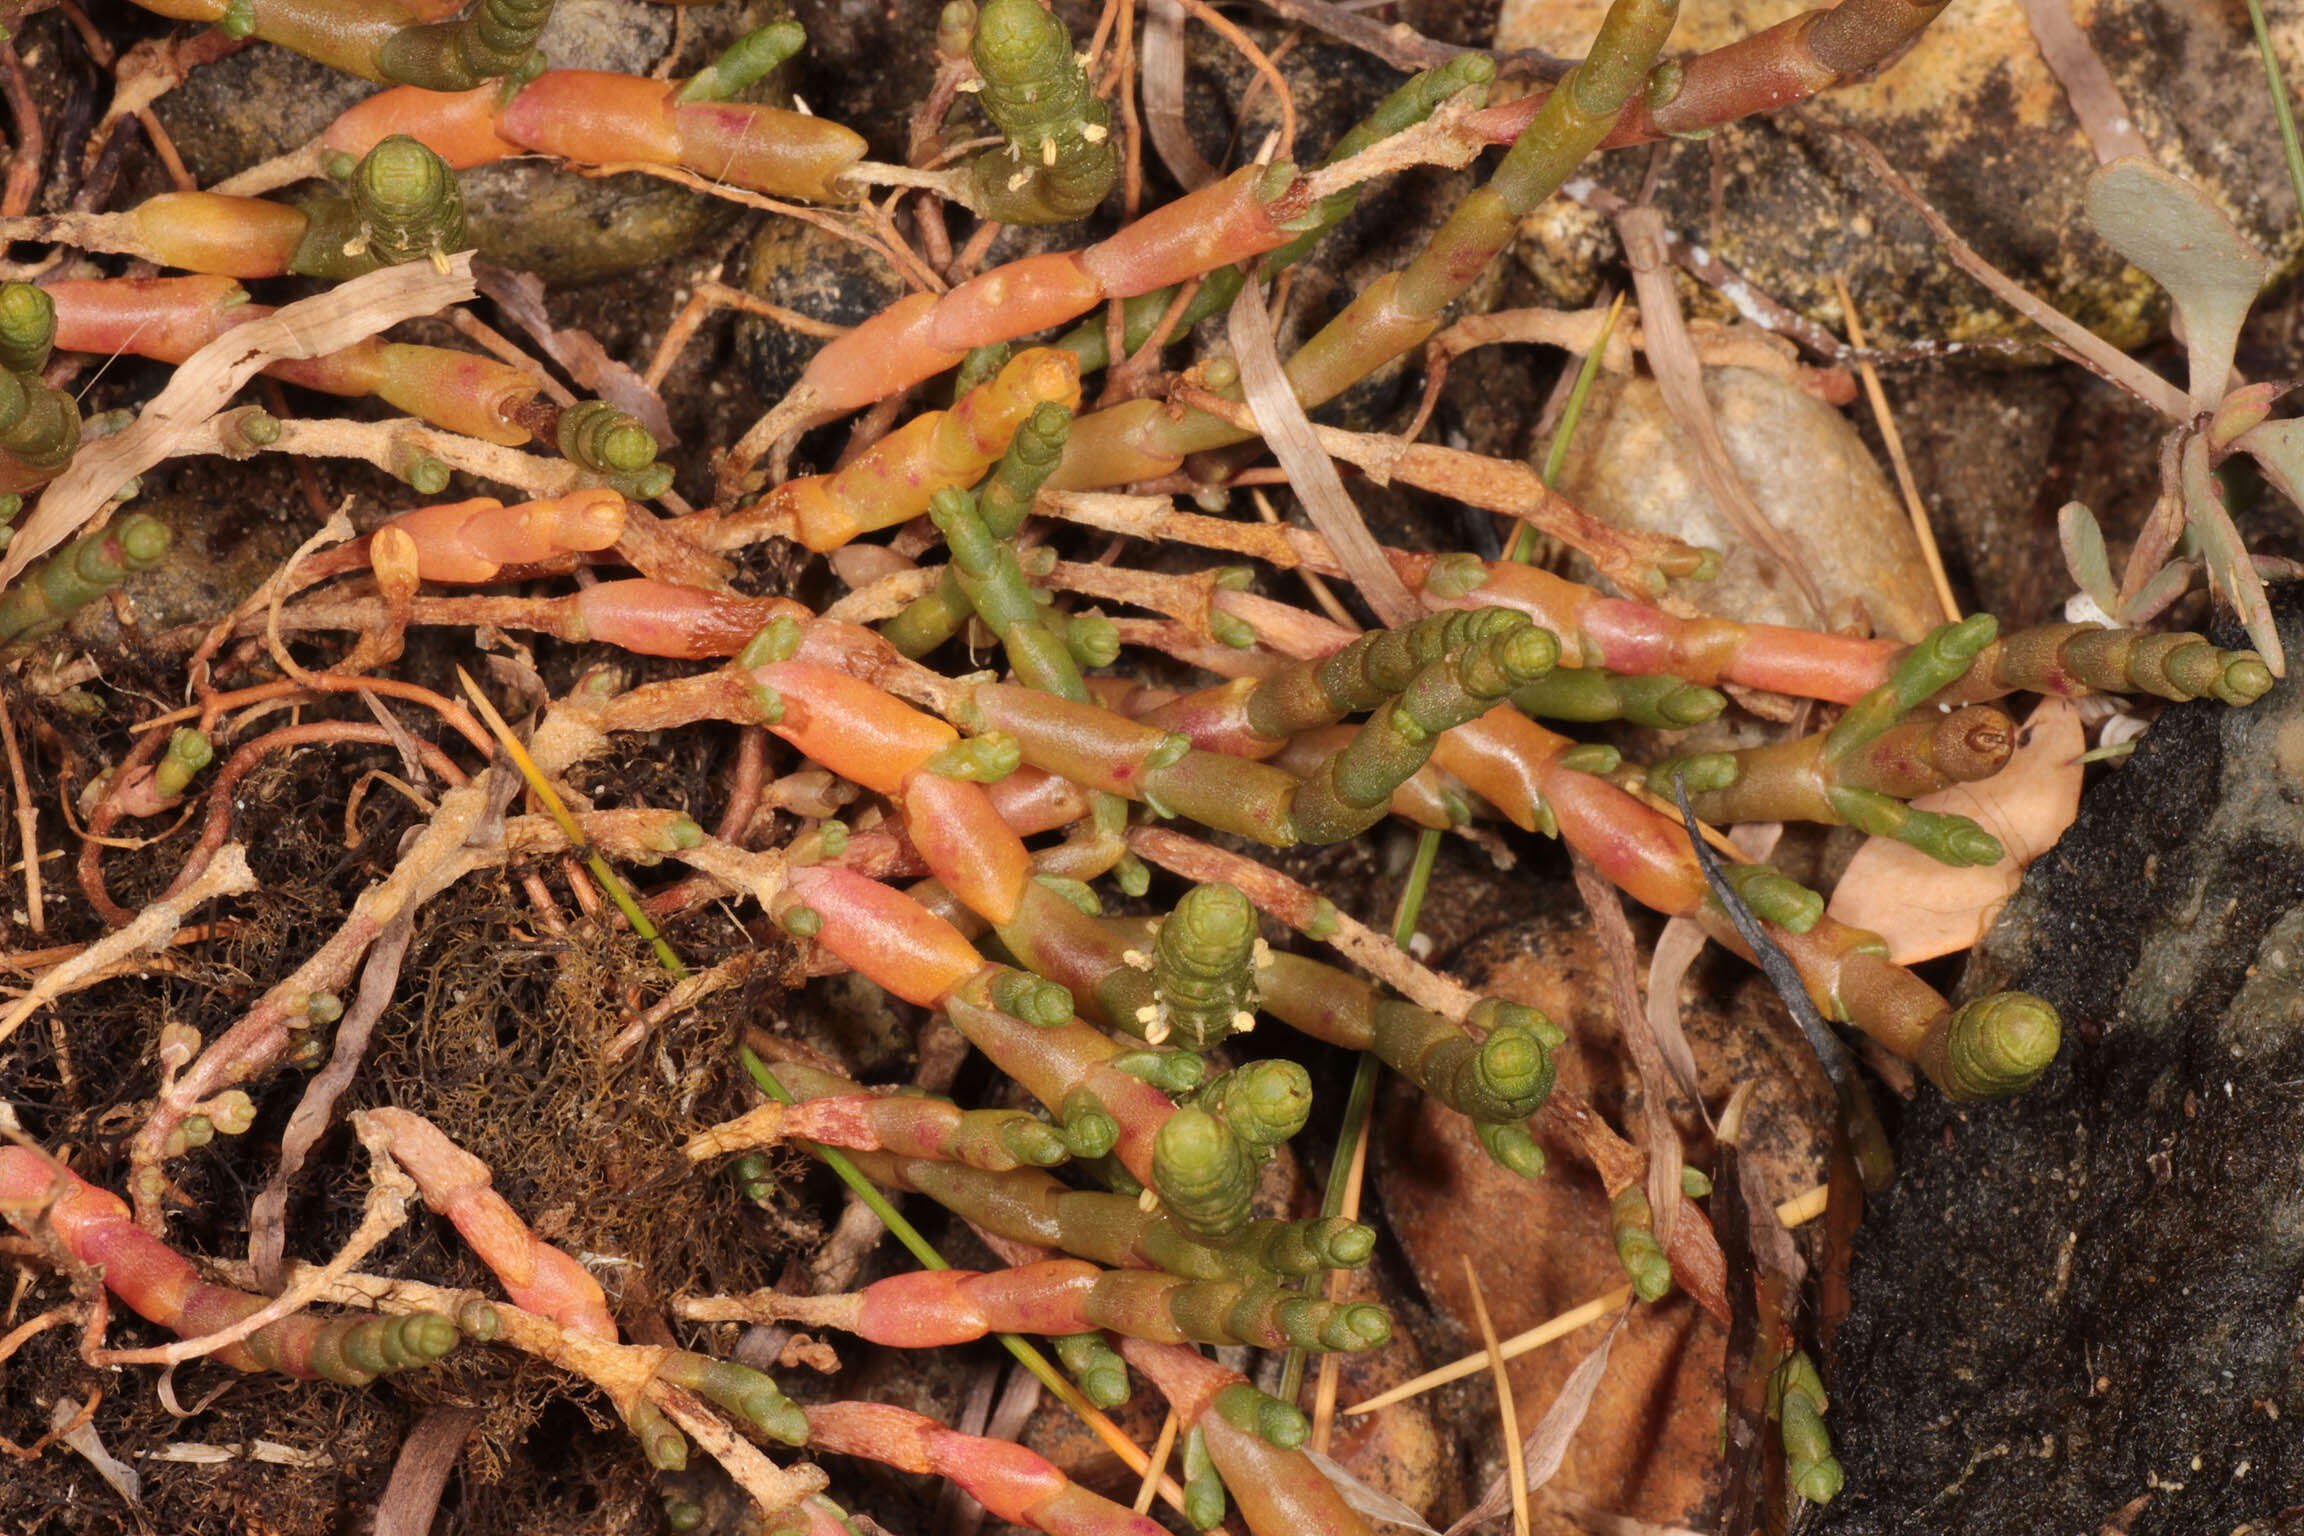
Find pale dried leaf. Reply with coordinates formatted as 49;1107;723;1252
1571;852;1681;1250
54;1396;142;1512
476;261;676;444
1142;0;1219;192
1826;696;2085;963
1443;1310;1627;1536
2016;0;2151;164
1642;917;1709;1107
2085;158;2267;411
1616;206;1825;624
1;257;478;587
1301;1446;1446;1536
1226;279;1418;625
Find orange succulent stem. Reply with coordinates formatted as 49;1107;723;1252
323;70;869;202
784;164;1307;419
0;1145;465;1384
1119;1338;1376;1536
359;1107;617;1339
47;276;542;444
802;1400;1166;1536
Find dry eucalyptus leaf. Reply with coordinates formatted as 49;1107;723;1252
1825;696;2084;963
2083;158;2266;412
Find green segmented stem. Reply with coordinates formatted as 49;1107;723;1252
1213;1381;1312;1448
0;513;171;651
1149;881;1260;1048
1825;613;1999;765
1193;1060;1312;1150
1109;1048;1208;1094
1251;946;1570;1126
967;0;1116;223
628;1396;688;1469
1247;608;1526;740
656;1351;809;1446
1825;783;2004;868
1609;1186;1672;1302
1288;622;1560;841
1042;606;1119;667
1050;1269;1389;1351
770;1056;1375;1279
224;1305;461;1385
886;405;1073;654
982;400;1071;538
1986;623;2275;707
1181;1425;1225;1530
677;19;807;103
965;1105;1071;1167
1922;991;2060;1101
930;485;1083;700
952;342;1013;403
882;573;977;659
1643;750;1738;797
1;375;82;477
921;730;1022;782
1713;861;1824;935
1280;0;1681;410
1057;1088;1120;1158
353;134;467;264
990;968;1074;1027
1372;999;1557;1124
1150;1107;1257;1241
557;400;658;474
1512;666;1725;726
1051;1331;1130;1407
376;0;555;91
1476;1119;1545;1178
1773;1351;1842;1503
290;135;467;278
391;444;451;494
153;728;215;799
0;281;55;376
1054;53;1499;374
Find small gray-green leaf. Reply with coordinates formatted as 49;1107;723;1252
2085;158;2267;413
2237;416;2304;507
2180;430;2283;674
2056;501;2119;615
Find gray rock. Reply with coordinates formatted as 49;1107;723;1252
1553;365;1941;642
1815;583;2304;1534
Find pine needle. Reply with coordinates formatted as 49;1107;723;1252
453;668;688;980
1463;1258;1529;1536
739;1048;1191;1516
1831;273;1959;624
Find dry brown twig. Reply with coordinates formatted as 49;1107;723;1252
0;846;255;1053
